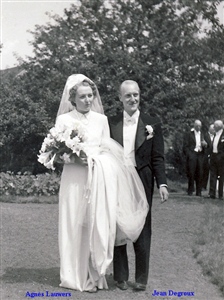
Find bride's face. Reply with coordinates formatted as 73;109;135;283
72;85;94;114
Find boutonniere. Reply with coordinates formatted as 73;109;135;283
221;139;224;143
146;125;154;140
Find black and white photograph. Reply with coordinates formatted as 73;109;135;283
1;1;224;299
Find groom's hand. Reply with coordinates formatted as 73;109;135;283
159;186;169;203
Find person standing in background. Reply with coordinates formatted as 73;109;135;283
209;120;224;200
183;120;207;196
202;124;215;190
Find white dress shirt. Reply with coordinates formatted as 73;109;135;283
123;110;140;166
123;110;167;190
194;130;202;152
213;129;223;153
209;133;214;142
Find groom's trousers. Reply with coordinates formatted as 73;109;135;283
113;166;153;285
113;212;151;284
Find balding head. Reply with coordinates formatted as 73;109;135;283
214;120;224;132
119;80;140;95
194;120;202;132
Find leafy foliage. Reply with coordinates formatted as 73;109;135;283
0;73;51;173
0;171;60;196
1;0;224;173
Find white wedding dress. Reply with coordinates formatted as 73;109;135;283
56;109;148;291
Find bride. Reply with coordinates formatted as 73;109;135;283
55;74;148;292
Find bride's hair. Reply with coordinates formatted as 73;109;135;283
57;74;104;117
69;80;97;100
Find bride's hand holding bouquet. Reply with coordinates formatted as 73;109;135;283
38;121;87;170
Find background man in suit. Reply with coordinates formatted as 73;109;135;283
202;124;215;190
108;80;169;291
209;120;224;200
183;120;207;196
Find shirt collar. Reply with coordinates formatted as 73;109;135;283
123;109;140;120
74;109;91;119
215;129;223;136
193;129;200;135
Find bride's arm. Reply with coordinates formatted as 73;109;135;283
54;114;66;129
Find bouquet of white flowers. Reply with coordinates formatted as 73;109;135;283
38;121;86;170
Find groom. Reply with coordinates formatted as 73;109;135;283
108;80;169;291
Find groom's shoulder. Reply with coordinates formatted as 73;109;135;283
140;112;161;125
107;112;123;124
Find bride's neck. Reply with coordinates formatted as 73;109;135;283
75;108;90;115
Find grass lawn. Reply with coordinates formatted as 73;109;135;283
192;201;224;295
0;181;223;299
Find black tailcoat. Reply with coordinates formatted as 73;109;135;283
202;132;214;189
109;112;167;201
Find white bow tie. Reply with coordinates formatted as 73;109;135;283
124;116;136;125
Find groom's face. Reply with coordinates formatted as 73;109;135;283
119;82;140;116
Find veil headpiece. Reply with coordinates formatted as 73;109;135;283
57;74;104;117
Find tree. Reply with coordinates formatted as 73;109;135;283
22;0;224;120
1;0;224;173
0;73;50;173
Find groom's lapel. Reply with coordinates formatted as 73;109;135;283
135;114;146;150
112;115;124;146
